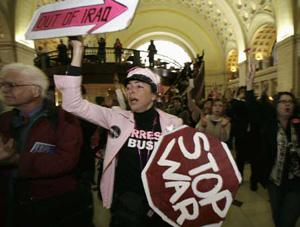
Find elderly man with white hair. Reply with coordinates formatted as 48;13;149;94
0;63;93;227
54;39;182;227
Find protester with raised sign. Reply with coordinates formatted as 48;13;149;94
0;63;94;227
54;38;182;227
246;64;300;227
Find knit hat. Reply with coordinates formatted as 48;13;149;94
124;67;160;93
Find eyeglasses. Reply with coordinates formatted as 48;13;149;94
278;100;294;104
0;81;38;90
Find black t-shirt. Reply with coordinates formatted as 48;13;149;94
114;107;162;196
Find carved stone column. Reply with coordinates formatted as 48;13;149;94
0;40;17;65
276;36;296;93
0;41;35;66
294;35;300;98
238;60;247;87
15;42;36;65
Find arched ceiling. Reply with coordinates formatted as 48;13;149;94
226;0;274;32
140;0;274;56
250;24;276;59
12;0;276;75
114;4;224;73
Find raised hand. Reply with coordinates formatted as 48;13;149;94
68;36;84;67
69;36;83;49
246;62;256;90
221;117;230;127
187;83;193;93
199;114;208;128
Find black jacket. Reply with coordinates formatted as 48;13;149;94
246;90;300;186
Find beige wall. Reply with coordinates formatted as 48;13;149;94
0;0;298;98
15;43;36;65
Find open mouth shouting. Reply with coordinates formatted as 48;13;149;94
129;97;138;104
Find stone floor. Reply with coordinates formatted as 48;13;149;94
92;164;300;227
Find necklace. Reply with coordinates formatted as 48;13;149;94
135;115;158;170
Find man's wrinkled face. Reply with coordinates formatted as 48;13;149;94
0;70;39;107
125;80;156;113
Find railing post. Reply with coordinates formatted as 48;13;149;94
133;50;141;66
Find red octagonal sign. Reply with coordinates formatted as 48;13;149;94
142;125;242;227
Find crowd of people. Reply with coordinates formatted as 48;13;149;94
162;64;300;227
34;38;159;69
0;37;299;227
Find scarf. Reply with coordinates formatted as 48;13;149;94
270;123;300;185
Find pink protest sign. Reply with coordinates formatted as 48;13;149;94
25;0;139;39
142;125;242;227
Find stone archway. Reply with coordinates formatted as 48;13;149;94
249;24;276;66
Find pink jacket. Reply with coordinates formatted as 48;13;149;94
54;75;182;208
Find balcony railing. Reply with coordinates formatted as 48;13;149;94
35;47;183;70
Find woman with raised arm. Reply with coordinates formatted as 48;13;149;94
54;38;182;227
246;64;300;227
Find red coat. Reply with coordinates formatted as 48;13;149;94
0;105;82;202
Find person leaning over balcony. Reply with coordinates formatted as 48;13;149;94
0;63;93;227
246;64;300;227
54;38;182;227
